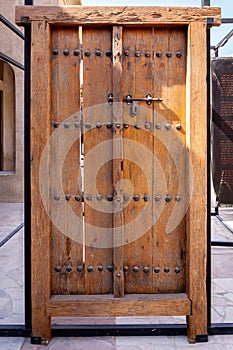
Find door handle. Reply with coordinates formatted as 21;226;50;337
107;93;162;105
124;94;163;105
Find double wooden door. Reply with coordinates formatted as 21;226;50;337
16;4;221;344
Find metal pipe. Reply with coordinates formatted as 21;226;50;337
0;14;25;40
222;18;233;24
0;222;24;248
202;0;210;6
0;52;24;70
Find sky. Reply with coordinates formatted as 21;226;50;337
82;0;233;56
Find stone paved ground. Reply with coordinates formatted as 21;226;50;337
0;204;233;349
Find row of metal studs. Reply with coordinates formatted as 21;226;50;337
54;265;181;273
52;48;183;59
53;121;182;131
53;194;182;202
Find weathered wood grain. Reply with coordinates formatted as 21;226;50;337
16;6;221;26
30;20;52;341
112;26;124;298
48;293;191;317
82;27;113;294
51;27;84;295
186;21;207;344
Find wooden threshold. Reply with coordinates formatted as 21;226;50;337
47;293;191;317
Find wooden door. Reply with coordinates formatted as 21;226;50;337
16;5;221;344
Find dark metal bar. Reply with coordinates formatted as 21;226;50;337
0;52;24;71
209;324;233;335
25;0;33;4
222;18;233;24
52;324;187;337
215;215;233;234
0;326;31;337
0;222;24;248
24;16;32;331
0;14;25;40
206;21;211;328
214;29;233;51
211;241;233;247
202;0;210;6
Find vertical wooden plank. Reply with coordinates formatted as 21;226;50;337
122;28;153;293
153;27;187;293
186;22;207;343
31;20;51;341
112;26;124;298
82;27;113;294
51;27;84;295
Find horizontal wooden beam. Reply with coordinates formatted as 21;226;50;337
47;293;191;317
16;6;221;26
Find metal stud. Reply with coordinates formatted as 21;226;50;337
53;121;60;128
106;50;112;57
96;122;102;129
133;194;140;201
154;195;161;202
143;266;150;273
175;123;182;130
123;266;129;272
84;50;90;57
133;266;139;272
165;195;171;203
52;49;59;55
123;123;129;129
85;122;91;129
155;122;161;130
107;195;113;201
107;265;114;272
77;265;83;272
166;51;172;58
145;122;151;130
74;195;81;202
156;50;163;57
134;122;140;129
96;194;102;201
116;123;121;129
106;122;112;129
154;267;160;273
108;94;113;104
124;49;130;56
98;265;103;271
95;49;102;56
176;51;182;58
74;122;80;129
65;194;71;201
174;266;181;273
66;265;72;273
54;194;60;201
144;194;150;202
55;266;62;272
165;122;171;130
64;122;70;128
115;196;121;202
86;194;92;201
164;267;170;273
87;266;93;272
63;49;69;56
74;49;80;56
116;273;121;278
123;194;130;201
175;195;182;202
145;51;151;58
135;50;141;57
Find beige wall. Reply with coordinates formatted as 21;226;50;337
0;0;81;202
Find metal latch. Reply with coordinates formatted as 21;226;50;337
107;93;162;105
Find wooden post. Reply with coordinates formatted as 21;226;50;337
30;20;52;342
112;26;124;298
186;21;208;343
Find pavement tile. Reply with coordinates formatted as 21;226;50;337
0;337;24;350
21;337;115;350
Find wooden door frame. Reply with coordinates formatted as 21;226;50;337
16;5;221;344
